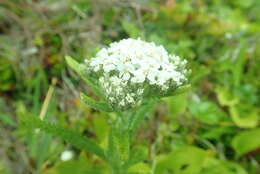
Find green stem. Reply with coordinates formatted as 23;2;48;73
108;114;131;174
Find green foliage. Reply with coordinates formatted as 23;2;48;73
163;84;191;97
128;163;150;174
165;93;188;117
0;113;15;126
155;146;248;174
189;101;228;124
1;0;260;173
201;158;248;174
21;116;106;161
155;146;208;174
65;56;105;99
232;128;260;158
0;59;15;91
122;20;140;39
229;104;259;128
127;100;156;138
125;145;148;168
80;93;112;112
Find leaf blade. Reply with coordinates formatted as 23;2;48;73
80;93;112;112
21;116;107;161
232;128;260;158
65;56;105;99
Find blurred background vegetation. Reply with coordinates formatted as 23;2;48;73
0;0;259;174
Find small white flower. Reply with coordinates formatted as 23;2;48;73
147;70;158;85
103;64;116;73
131;69;146;83
137;89;144;95
119;100;125;106
61;150;73;161
122;74;130;81
126;94;135;103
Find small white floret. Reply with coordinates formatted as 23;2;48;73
61;150;73;161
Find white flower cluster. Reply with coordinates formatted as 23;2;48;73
85;38;188;110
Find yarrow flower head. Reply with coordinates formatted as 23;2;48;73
84;38;188;110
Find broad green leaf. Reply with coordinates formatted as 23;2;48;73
128;163;151;174
164;93;188;117
232;128;260;157
189;101;228;124
200;158;247;174
155;146;208;174
65;56;105;99
20;116;106;161
201;126;235;140
229;104;258;128
215;87;238;106
80;93;112;112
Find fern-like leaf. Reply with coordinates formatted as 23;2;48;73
21;116;107;161
80;93;112;112
163;84;191;97
65;56;105;99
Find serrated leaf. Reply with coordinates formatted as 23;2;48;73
232;128;260;158
65;56;105;99
20;116;106;161
155;146;207;174
80;93;112;112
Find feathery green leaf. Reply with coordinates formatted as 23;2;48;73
80;93;112;112
65;56;105;99
163;84;191;97
21;116;106;161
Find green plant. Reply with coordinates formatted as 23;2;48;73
21;38;190;174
